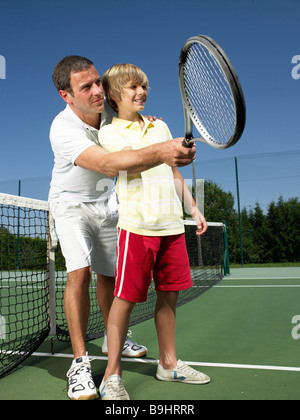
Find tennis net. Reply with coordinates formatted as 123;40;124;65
0;192;225;378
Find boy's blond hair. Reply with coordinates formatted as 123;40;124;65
102;63;149;112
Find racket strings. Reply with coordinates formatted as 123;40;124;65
187;48;235;141
183;43;236;144
186;46;235;139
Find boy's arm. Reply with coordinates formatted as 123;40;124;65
75;138;196;177
172;167;208;236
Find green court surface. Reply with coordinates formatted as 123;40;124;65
0;267;300;401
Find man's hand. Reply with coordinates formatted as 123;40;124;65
144;116;162;122
161;138;196;167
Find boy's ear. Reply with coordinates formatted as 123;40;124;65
107;89;119;111
108;88;118;102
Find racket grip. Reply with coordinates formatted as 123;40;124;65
182;138;194;148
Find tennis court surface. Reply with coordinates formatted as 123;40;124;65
0;267;299;401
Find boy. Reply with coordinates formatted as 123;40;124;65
98;64;210;400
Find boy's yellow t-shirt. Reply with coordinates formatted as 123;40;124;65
98;116;184;236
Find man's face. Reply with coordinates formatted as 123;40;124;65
61;65;105;121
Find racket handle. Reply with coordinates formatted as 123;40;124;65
182;137;194;148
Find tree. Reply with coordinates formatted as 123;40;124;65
203;180;240;263
266;197;300;262
246;203;269;263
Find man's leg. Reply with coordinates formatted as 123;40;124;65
64;266;92;359
64;266;98;400
96;274;115;331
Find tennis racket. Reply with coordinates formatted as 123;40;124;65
179;35;246;149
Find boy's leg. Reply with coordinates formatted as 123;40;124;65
155;290;179;370
97;274;148;358
153;234;192;369
100;297;134;400
153;234;210;385
104;296;136;380
154;289;210;385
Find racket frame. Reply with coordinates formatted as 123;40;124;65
179;35;246;149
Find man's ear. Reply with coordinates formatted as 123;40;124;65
59;90;73;105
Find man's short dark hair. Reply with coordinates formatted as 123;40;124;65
52;55;94;95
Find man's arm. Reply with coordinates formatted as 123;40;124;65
75;138;196;177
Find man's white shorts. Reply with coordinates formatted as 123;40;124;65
50;197;118;275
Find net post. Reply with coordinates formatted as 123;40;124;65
47;211;57;338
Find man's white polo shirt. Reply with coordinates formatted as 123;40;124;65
49;104;114;202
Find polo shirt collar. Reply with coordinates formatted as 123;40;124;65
112;115;154;130
65;104;100;133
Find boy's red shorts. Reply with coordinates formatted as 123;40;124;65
115;229;193;303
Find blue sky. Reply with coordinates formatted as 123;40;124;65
0;0;299;189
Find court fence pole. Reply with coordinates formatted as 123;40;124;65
235;157;244;267
16;180;21;270
223;221;230;275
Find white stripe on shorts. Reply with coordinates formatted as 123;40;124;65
117;229;130;298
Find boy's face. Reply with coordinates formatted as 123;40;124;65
116;81;148;114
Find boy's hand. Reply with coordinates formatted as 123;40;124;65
191;207;208;236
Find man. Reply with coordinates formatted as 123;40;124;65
49;56;196;400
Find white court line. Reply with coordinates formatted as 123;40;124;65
223;277;300;280
215;285;300;288
4;285;300;291
24;352;300;373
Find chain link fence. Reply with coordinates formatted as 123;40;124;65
191;150;300;266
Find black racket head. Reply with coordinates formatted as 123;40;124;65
179;35;246;149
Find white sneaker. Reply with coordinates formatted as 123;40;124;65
102;332;148;358
100;374;130;400
156;359;211;385
67;353;97;400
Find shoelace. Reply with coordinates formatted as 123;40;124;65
106;378;128;398
67;359;94;382
177;361;202;377
124;331;144;349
